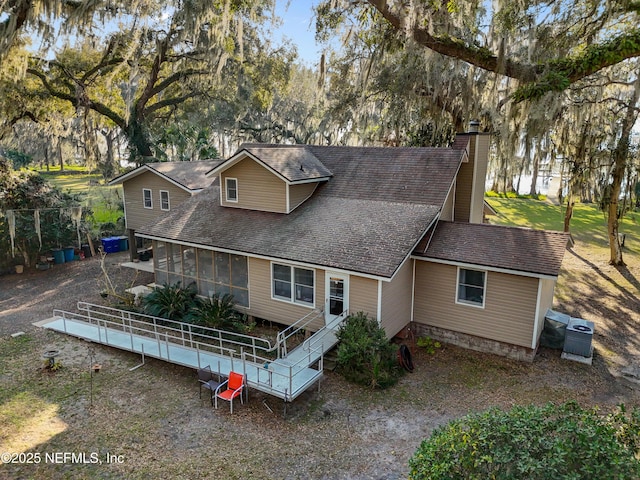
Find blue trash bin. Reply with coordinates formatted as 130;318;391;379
118;236;129;252
101;237;120;253
63;247;75;262
52;249;65;264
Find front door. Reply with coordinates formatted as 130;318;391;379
325;272;349;326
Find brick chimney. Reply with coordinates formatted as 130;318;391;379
453;121;491;224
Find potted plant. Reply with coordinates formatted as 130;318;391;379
12;258;24;274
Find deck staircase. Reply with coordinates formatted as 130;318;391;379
35;302;345;403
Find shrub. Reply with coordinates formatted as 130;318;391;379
409;402;640;480
142;282;197;322
335;311;401;389
186;293;252;333
416;336;441;354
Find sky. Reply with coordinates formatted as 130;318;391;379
273;1;323;65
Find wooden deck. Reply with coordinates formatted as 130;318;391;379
34;303;332;402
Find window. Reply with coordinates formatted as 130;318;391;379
225;178;238;202
456;268;486;307
143;188;152;209
160;190;170;211
153;242;249;307
213;252;248;307
272;263;314;306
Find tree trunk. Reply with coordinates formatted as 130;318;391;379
44;143;50;171
564;200;574;233
529;150;540;196
127;120;155;165
58;137;64;171
606;74;640;265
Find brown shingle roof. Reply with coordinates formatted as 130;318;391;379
147;160;223;190
307;145;462;206
140;186;440;278
237;145;333;182
418;221;570;277
109;160;222;191
138;144;466;277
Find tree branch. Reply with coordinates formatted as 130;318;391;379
26;67;127;129
143;92;202;117
365;0;640;101
146;68;209;99
366;0;538;81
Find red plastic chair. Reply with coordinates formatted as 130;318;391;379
214;371;245;414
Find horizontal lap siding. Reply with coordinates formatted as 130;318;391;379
440;183;455;221
221;159;286;213
124;173;190;230
349;276;378;320
381;259;413;336
454;160;472;223
534;278;557;346
413;261;538;348
289;183;318;212
247;257;326;331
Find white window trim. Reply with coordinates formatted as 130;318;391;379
455;266;487;309
225;177;238;203
271;262;315;308
160;190;170;211
143;188;153;209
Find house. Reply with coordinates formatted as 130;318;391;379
121;126;569;362
108;160;222;260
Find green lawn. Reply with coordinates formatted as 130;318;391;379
486;197;640;252
36;167;123;224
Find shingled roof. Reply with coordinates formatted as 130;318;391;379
137;144;466;278
222;145;334;183
109;159;223;191
417;221;570;277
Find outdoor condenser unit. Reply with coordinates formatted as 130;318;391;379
563;318;594;357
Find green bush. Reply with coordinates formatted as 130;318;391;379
416;336;441;354
409;402;640;480
186;293;253;333
335;311;401;389
142;282;197;322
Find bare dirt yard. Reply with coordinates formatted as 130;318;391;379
0;244;639;480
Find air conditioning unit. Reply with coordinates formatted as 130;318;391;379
563;318;594;357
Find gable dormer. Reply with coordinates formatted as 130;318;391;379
206;145;333;214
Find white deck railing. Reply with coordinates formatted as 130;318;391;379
76;302;272;359
48;302;328;401
276;308;324;357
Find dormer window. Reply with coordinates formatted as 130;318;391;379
226;178;238;202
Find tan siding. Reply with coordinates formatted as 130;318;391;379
534;278;557;347
381;259;414;336
247;257;326;331
454;155;473;223
413;260;539;348
289;183;318;212
123;172;191;230
441;182;455;221
469;135;490;223
349;276;378;320
220;158;287;212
